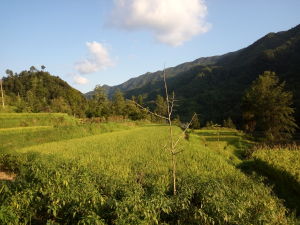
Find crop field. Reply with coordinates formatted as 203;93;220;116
0;114;299;224
0;113;78;128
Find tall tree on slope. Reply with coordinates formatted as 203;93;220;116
242;71;298;142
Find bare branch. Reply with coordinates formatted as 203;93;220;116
169;91;175;117
129;100;168;120
173;149;185;155
163;68;171;118
173;113;197;149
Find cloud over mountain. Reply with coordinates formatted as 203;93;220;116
73;75;89;85
75;41;114;74
110;0;210;46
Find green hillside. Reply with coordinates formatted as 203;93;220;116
2;69;87;117
92;24;300;125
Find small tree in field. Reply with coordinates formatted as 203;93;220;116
242;71;298;142
131;69;196;195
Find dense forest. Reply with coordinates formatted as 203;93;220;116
2;67;87;117
90;24;300;126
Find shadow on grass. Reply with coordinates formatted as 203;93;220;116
194;131;252;159
195;131;238;136
238;159;300;216
205;137;239;143
195;130;300;216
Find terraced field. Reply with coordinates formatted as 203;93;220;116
253;148;300;183
0;113;299;224
241;146;300;217
0;113;78;128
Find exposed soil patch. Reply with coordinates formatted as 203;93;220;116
0;171;16;181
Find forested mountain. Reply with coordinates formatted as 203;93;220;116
2;25;299;126
1;68;148;120
2;68;87;116
89;24;300;125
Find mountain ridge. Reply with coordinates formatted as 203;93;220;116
87;24;300;124
87;24;300;96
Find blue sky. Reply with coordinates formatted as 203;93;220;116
1;0;300;93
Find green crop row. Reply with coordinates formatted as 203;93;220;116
0;123;136;153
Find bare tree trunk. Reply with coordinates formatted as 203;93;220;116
171;153;176;195
163;68;177;195
130;67;197;195
0;79;5;109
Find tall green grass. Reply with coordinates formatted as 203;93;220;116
0;113;77;128
0;126;295;224
252;147;300;183
0;123;136;153
246;146;300;216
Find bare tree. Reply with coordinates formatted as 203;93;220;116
131;68;196;195
0;79;5;109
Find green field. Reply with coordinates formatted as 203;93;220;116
0;113;299;224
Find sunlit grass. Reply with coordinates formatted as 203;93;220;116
0;126;52;133
0;122;136;153
0;113;77;128
253;147;300;183
4;126;291;224
0;113;297;224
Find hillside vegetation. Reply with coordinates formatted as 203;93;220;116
93;24;300;124
2;69;87;117
2;25;299;131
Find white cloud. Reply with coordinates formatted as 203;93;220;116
75;41;114;74
74;75;89;85
110;0;210;46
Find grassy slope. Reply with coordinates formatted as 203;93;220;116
0;126;295;224
0;123;135;153
0;113;139;153
0;113;77;128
